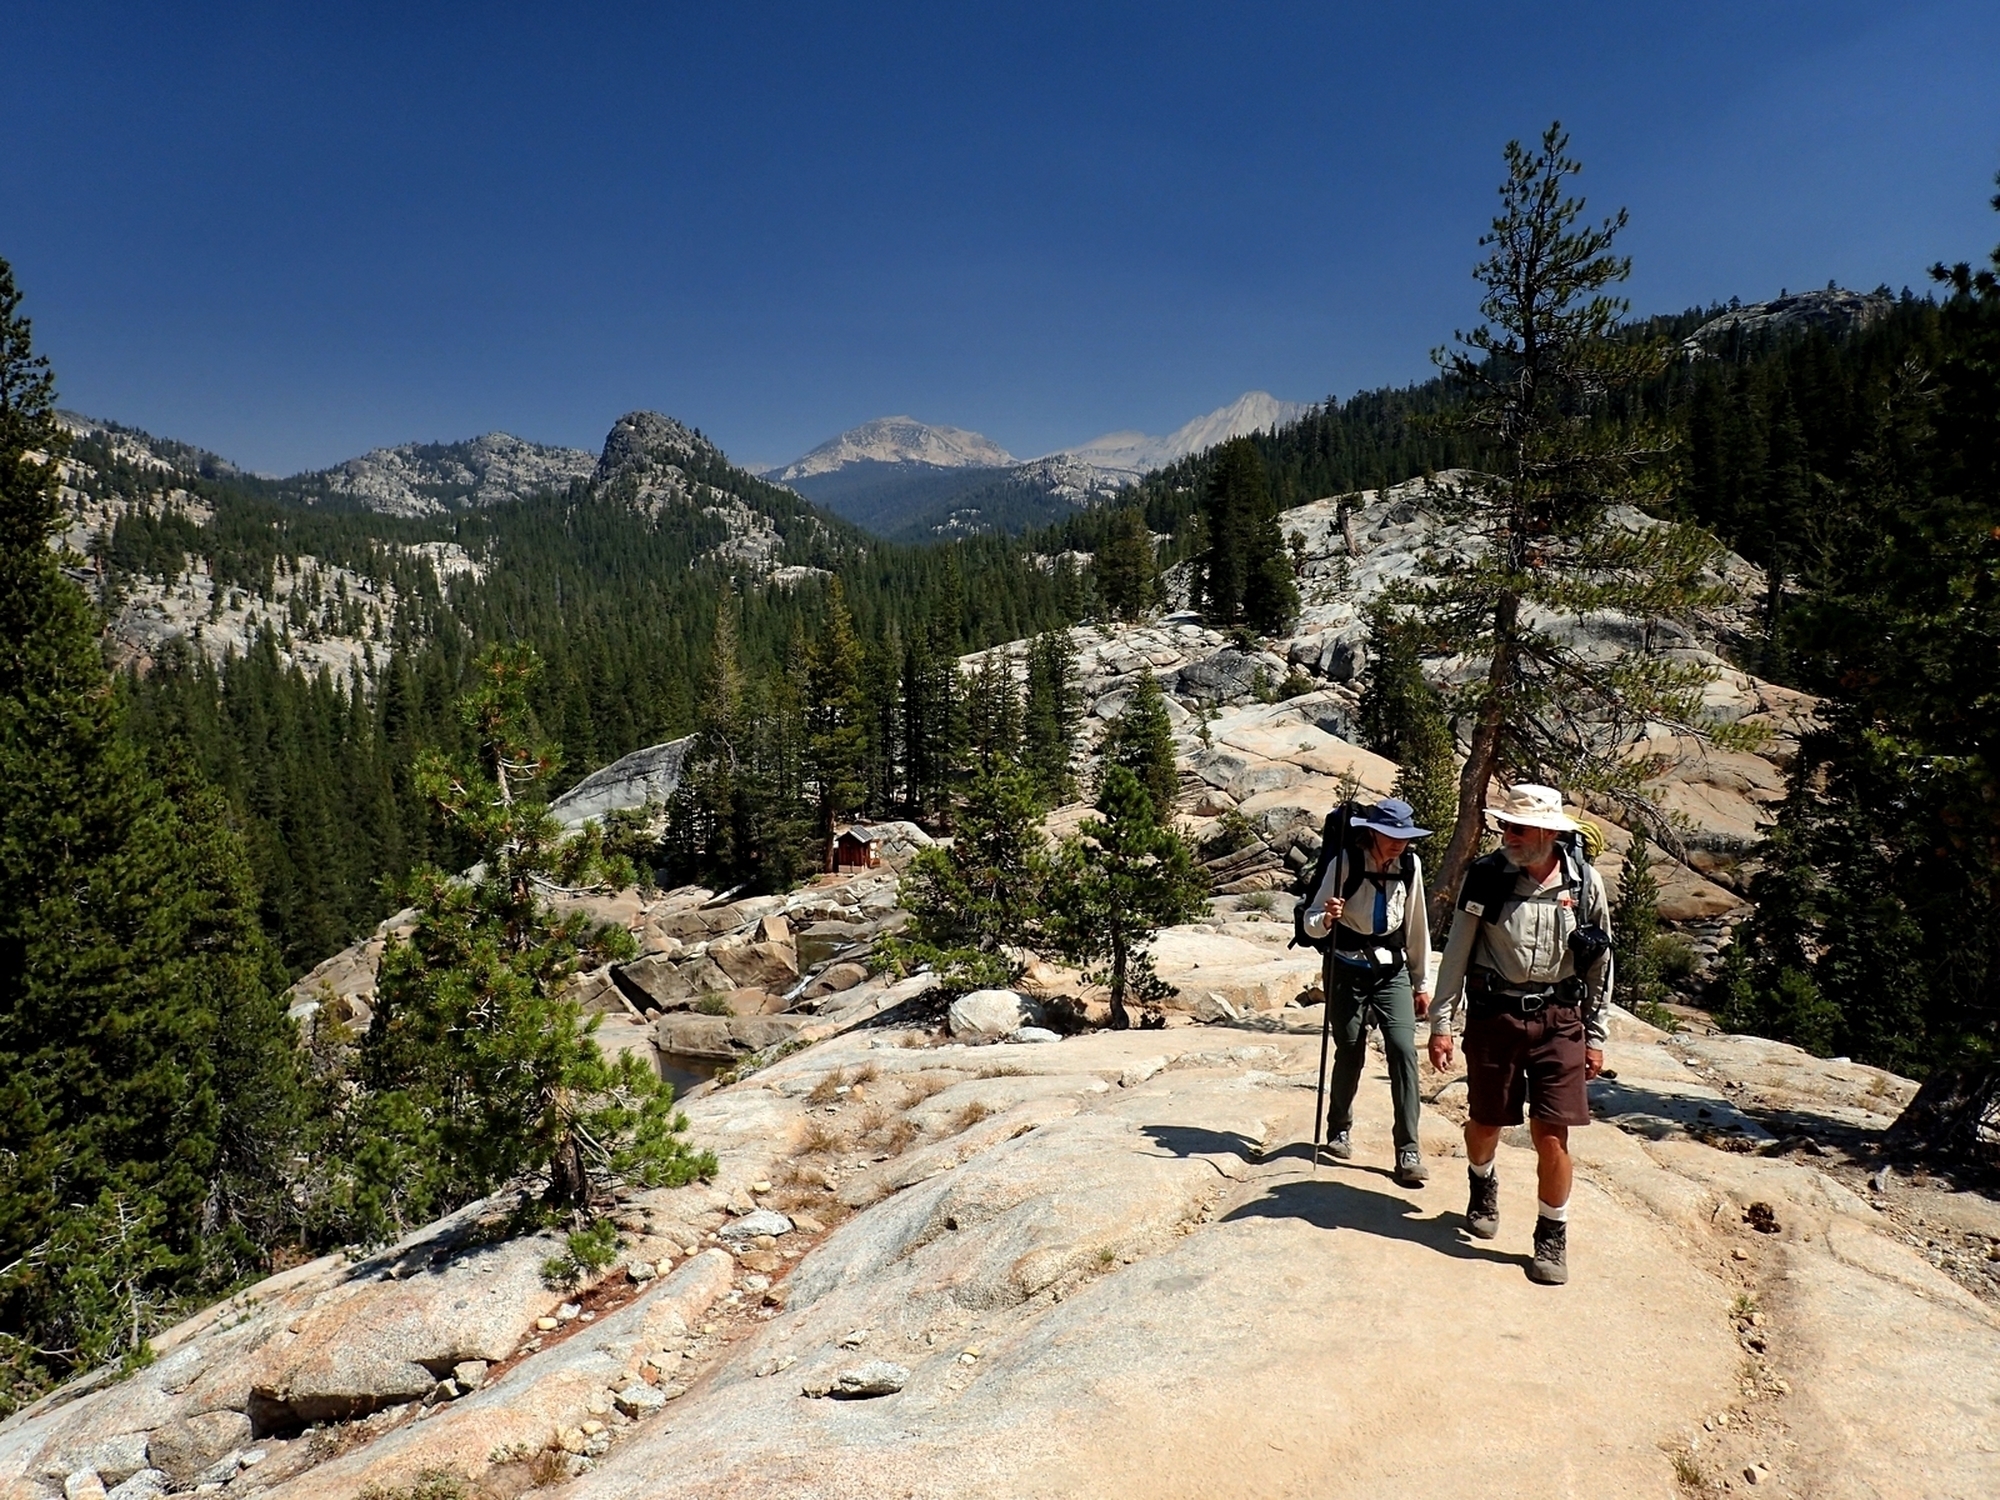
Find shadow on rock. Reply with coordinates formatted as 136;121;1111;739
1587;1076;1770;1143
1222;1177;1531;1271
1257;1141;1398;1178
1136;1123;1265;1165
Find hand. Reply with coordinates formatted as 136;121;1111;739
1428;1033;1455;1072
1321;897;1345;921
1413;990;1430;1021
1585;1048;1605;1081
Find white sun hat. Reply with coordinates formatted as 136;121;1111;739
1484;783;1579;832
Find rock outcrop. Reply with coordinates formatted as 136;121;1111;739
7;1003;1993;1500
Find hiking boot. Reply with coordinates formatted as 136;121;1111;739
1323;1130;1354;1161
1466;1166;1500;1239
1394;1145;1429;1187
1530;1217;1569;1285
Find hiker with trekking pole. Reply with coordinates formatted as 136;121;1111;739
1292;797;1435;1188
1426;783;1614;1286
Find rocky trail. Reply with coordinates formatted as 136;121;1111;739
8;1003;1997;1500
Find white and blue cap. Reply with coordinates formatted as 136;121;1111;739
1353;797;1430;840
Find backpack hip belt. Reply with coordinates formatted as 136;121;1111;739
1330;924;1407;973
1466;969;1585;1015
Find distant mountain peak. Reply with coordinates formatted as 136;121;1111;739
772;417;1016;481
1054;392;1309;480
597;411;715;484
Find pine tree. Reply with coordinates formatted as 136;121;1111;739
1021;628;1080;806
663;589;746;884
1395;125;1748;927
1091;507;1158;621
1194;439;1298;635
884;761;1051;993
901;629;963;827
0;258;297;1412
963;656;1021;770
1097;670;1180;822
1357;604;1458;845
1048;766;1209;1029
804;580;869;868
340;645;714;1241
1610;825;1662;1014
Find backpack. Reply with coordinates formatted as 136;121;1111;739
1455;831;1612;974
1289;802;1417;953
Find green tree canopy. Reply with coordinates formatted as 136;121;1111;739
1393;124;1747;925
1195;439;1298;635
1048;766;1208;1029
1091;507;1159;621
885;761;1052;994
1097;670;1179;823
0;257;299;1413
337;645;714;1241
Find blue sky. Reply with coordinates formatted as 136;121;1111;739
4;1;1997;476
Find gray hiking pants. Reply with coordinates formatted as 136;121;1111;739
1323;955;1421;1153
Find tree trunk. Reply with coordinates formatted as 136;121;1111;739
1108;932;1130;1030
544;1128;591;1210
1428;598;1518;932
1884;1062;2000;1176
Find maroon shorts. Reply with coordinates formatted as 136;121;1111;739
1462;1002;1591;1128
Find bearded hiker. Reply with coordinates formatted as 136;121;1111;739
1427;784;1614;1285
1299;797;1435;1188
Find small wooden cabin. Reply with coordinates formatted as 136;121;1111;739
831;825;884;872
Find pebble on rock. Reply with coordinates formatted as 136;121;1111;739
105;1472;169;1500
829;1361;910;1398
612;1385;668;1417
718;1208;794;1240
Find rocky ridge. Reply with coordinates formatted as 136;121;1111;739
1683;287;1893;357
309;433;598;518
60;409;831;678
47;443;481;681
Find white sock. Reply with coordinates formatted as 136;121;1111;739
1469;1158;1496;1178
1537;1199;1569;1223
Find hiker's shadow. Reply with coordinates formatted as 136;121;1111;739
1138;1125;1400;1182
1223;1175;1531;1270
1139;1124;1265;1166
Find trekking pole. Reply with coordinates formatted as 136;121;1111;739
1311;976;1334;1176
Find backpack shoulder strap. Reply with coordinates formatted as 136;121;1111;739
1457;851;1516;923
1289;807;1348;950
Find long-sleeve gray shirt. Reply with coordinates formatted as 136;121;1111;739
1299;848;1432;990
1430;856;1612;1047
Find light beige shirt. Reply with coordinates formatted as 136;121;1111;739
1300;848;1432;989
1430;856;1612;1047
